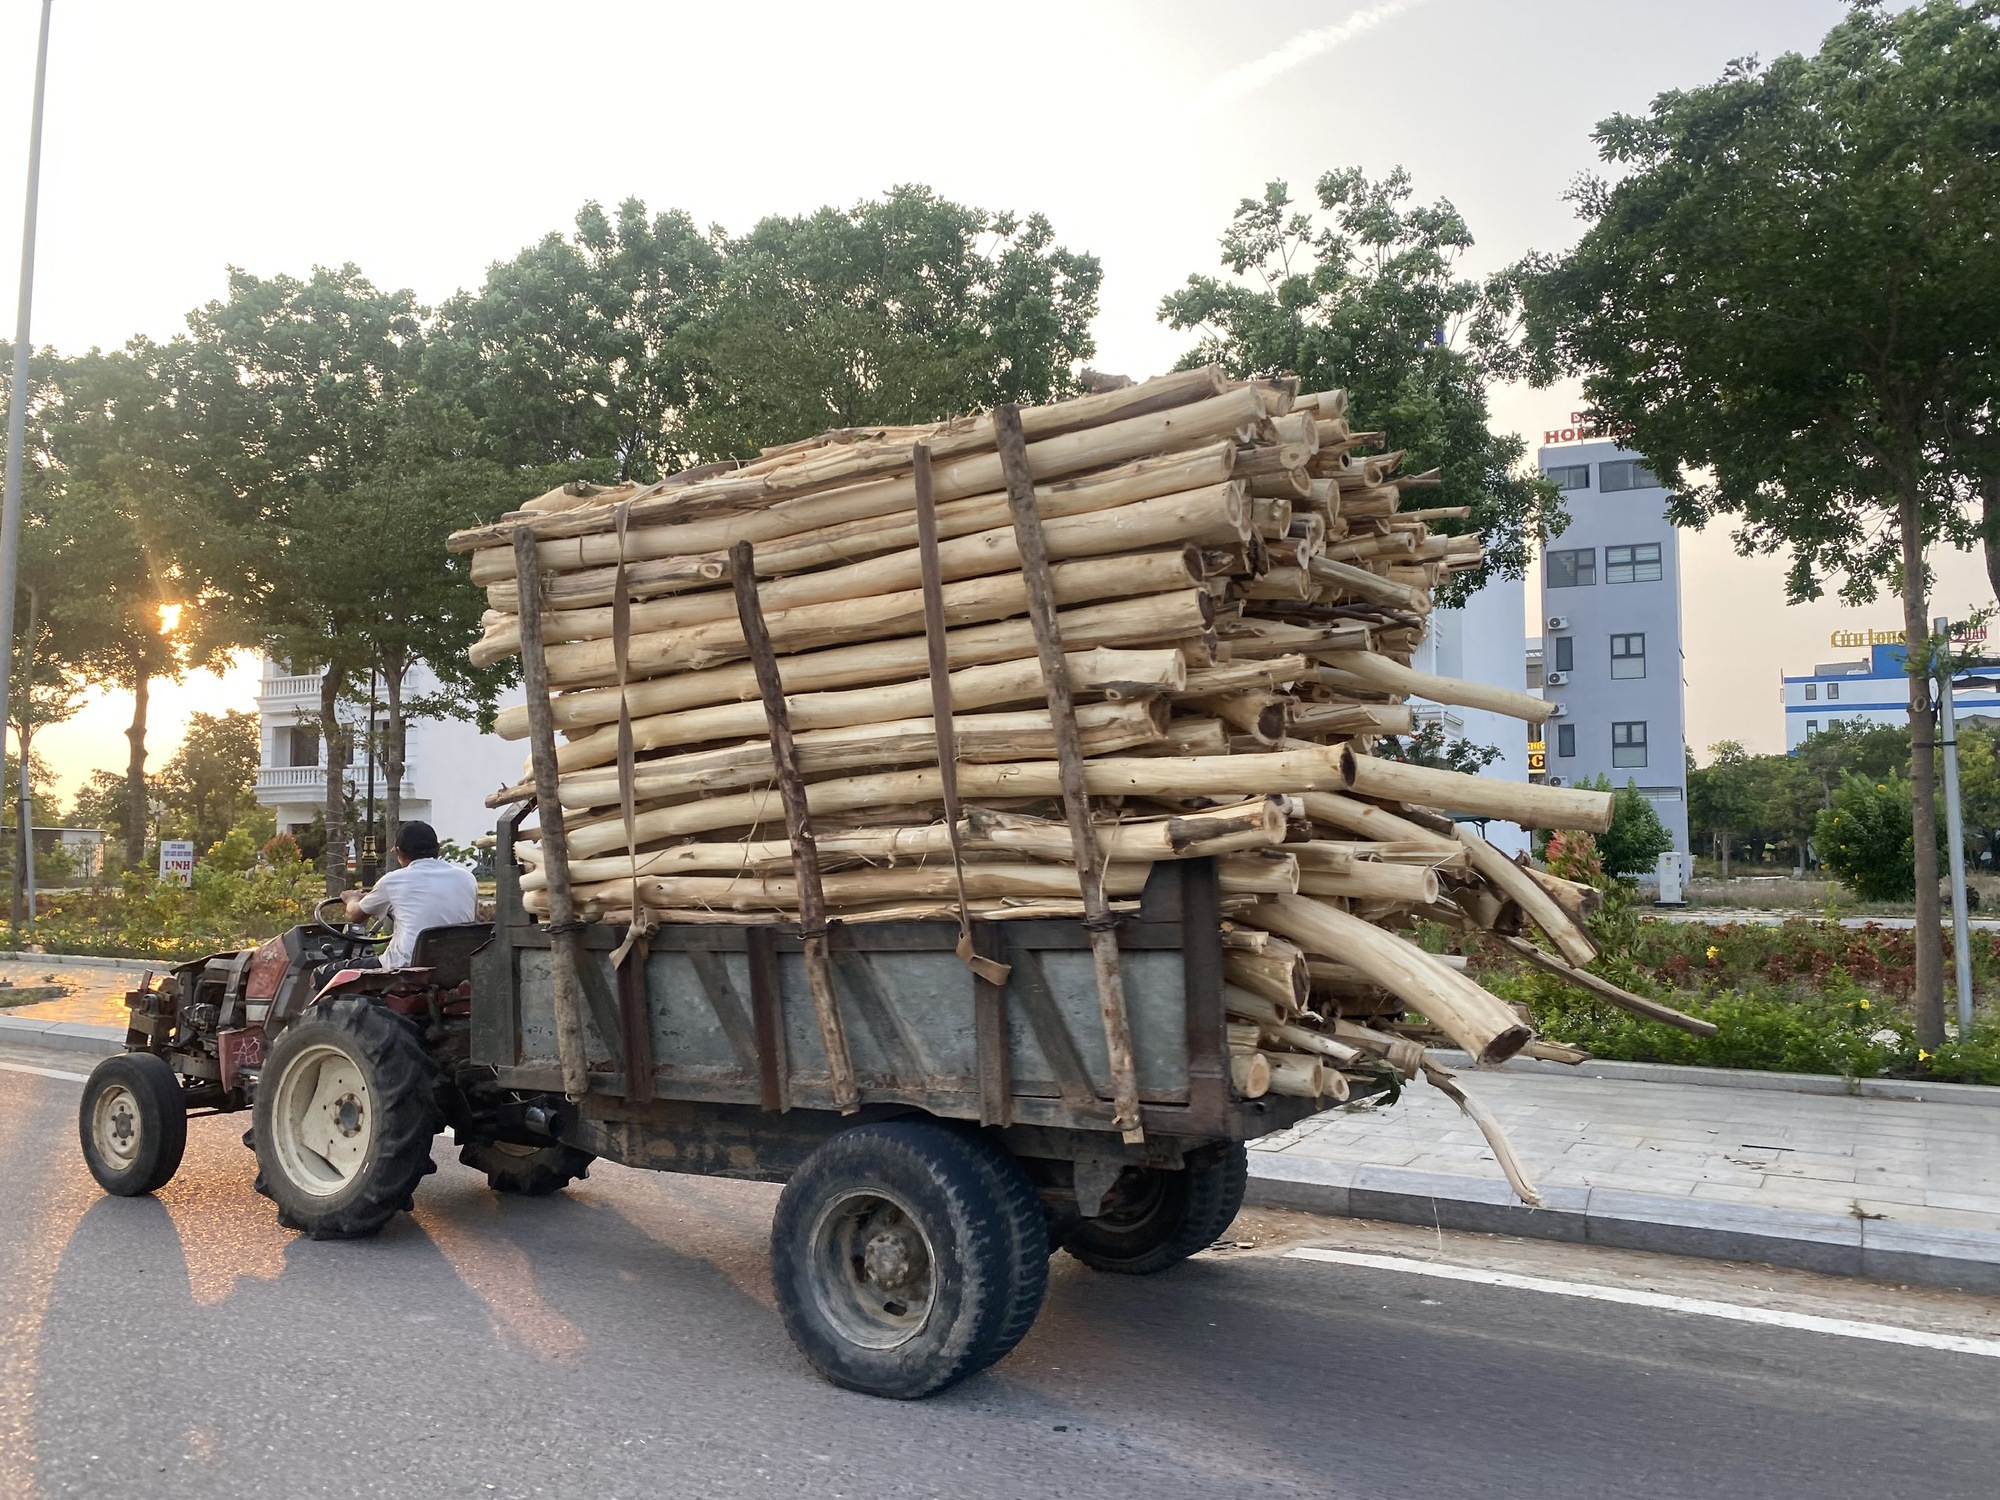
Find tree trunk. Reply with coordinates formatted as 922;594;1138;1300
1718;826;1731;882
124;669;150;874
1900;480;1945;1050
320;664;348;898
1982;474;2000;606
383;656;405;850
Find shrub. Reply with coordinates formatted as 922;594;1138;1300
1815;771;1915;900
1597;778;1675;878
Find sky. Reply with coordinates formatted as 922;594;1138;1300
1;0;1966;800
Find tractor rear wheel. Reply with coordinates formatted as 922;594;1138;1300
1061;1142;1248;1275
79;1053;187;1197
253;997;441;1240
457;1135;595;1196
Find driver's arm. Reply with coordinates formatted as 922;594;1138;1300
341;888;368;922
353;879;396;924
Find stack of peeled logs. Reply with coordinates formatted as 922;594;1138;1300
449;367;1717;1194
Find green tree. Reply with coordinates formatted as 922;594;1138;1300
676;186;1101;462
1160;168;1559;590
1372;719;1501;774
1522;3;2000;1044
154;710;260;857
430;198;722;482
184;265;425;893
1688;742;1762;879
1592;776;1676;878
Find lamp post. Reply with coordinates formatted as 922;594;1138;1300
0;2;53;899
1935;618;1973;1035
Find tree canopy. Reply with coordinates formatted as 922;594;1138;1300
1521;1;2000;1045
1160;168;1558;590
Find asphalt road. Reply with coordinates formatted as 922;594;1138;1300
2;1053;1997;1500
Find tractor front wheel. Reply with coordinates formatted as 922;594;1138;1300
253;997;441;1240
79;1053;187;1197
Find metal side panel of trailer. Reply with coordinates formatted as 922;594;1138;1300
470;817;1322;1159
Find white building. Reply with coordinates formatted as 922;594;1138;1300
253;660;526;849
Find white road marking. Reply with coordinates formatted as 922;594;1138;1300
1285;1247;2000;1360
0;1058;90;1084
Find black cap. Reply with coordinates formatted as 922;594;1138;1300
396;821;441;859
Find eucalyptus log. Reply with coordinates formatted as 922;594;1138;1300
1339;748;1615;833
1261;1052;1325;1099
1453;826;1599;968
1248;895;1531;1065
496;589;1213;739
1317;651;1552;724
1296;860;1440;906
1231;1052;1271;1099
1498;935;1719;1037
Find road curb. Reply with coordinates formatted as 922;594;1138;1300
0;951;159;971
1429;1050;2000;1109
1246;1153;2000;1295
0;1016;123;1056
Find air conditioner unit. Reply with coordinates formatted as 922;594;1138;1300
1545;775;1565;788
1546;615;1571;632
1546;702;1569;718
1544;670;1570;686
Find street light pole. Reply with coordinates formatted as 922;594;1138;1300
1935;616;1974;1036
0;1;55;878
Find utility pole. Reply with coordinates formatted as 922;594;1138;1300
0;2;53;888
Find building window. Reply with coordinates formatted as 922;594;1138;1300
285;726;320;768
1605;542;1664;584
1610;633;1646;679
1553;636;1574;673
1612;720;1647;768
1599;459;1661;492
1806;720;1819;734
1547;548;1596;588
1546;463;1591;491
1805;683;1818;701
1826;682;1840;700
1556;724;1576;758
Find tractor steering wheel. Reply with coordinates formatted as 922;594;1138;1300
311;895;389;945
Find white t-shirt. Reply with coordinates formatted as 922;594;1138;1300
358;858;480;969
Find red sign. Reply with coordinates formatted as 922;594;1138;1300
1544;411;1606;445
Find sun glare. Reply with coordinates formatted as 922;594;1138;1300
157;602;183;636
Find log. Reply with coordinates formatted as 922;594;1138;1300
481;443;1239;613
545;647;1185;776
1498;935;1719;1037
1453;826;1600;968
475;482;1250;661
1296;860;1440;906
1339;747;1615;833
462;384;1267;576
1231;1052;1271;1099
1306;555;1431;612
1184;689;1288;744
1330;1020;1429;1077
1261;1051;1324;1098
1300;791;1462;853
494;588;1213;740
1224;948;1308;1014
1258;1020;1363;1066
516;547;1205;682
1422;1061;1542;1207
1247;895;1531;1065
1315;651;1552;724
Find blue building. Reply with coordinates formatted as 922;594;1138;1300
1782;642;1910;751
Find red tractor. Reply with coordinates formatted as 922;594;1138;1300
76;898;590;1236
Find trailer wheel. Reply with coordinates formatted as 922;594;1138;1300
78;1053;187;1197
771;1121;1046;1399
457;1136;595;1196
1062;1141;1248;1275
253;997;441;1240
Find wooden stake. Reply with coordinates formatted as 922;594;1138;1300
731;540;859;1113
511;526;593;1100
996;402;1144;1143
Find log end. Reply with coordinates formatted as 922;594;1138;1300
1475;1023;1534;1066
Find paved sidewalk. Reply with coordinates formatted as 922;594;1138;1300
1249;1062;2000;1293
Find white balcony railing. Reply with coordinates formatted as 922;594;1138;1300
256;766;419;799
259;674;324;703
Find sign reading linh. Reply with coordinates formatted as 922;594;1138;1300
158;841;195;886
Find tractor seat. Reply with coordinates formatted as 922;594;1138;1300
408;923;495;989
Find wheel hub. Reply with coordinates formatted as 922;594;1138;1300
332;1094;364;1137
810;1189;938;1350
92;1083;142;1167
863;1228;921;1290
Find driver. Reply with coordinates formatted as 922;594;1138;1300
342;821;478;970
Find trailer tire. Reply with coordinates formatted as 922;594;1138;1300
771;1120;1046;1399
253;997;441;1240
1061;1141;1248;1275
457;1136;594;1196
79;1053;187;1197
